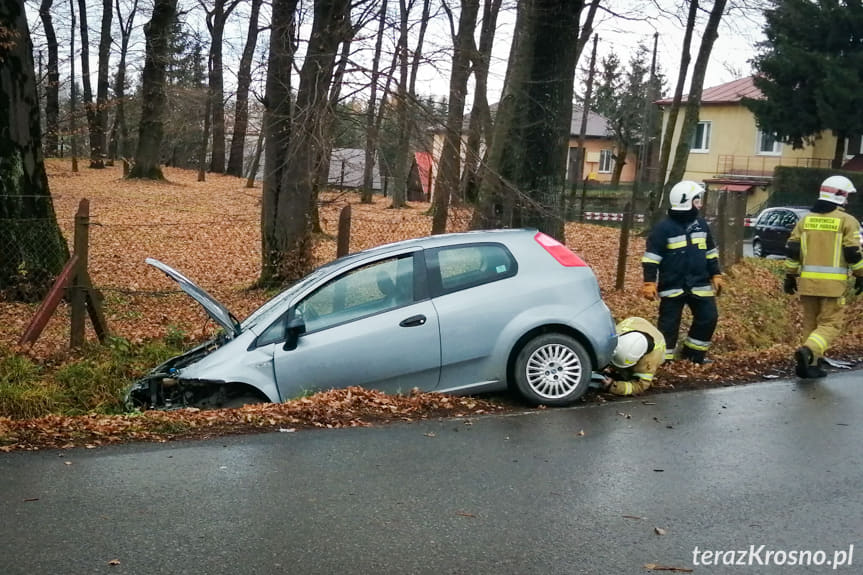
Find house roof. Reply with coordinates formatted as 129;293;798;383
569;106;613;138
445;103;613;138
328;148;382;190
655;76;763;106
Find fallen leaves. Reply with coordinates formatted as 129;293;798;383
0;387;505;452
643;564;693;573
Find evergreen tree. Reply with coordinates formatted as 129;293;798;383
744;0;863;167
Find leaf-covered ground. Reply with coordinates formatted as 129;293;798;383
1;159;861;451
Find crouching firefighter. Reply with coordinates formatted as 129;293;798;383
642;180;723;364
601;317;666;396
784;175;863;379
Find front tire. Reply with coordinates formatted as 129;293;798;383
513;333;591;406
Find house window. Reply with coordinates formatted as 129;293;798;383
756;129;782;155
689;121;711;152
598;149;614;173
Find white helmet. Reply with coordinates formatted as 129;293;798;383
611;332;649;368
819;175;856;205
668;180;704;211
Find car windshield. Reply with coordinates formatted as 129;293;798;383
240;267;330;330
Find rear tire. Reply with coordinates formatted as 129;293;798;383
752;239;765;258
513;333;591;406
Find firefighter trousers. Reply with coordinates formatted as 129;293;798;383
657;293;718;360
799;295;845;363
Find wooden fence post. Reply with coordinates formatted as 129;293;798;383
716;192;728;271
70;199;89;347
337;204;352;258
615;201;633;291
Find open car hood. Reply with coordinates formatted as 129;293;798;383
145;258;241;337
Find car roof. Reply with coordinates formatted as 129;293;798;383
327;228;540;269
761;206;810;215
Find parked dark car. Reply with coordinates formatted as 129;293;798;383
751;207;810;258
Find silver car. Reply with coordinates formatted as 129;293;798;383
127;229;617;409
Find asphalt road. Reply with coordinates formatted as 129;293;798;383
2;371;863;575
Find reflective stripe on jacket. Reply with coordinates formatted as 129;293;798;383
785;208;863;298
642;216;721;296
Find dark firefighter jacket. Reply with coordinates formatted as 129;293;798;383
642;212;721;298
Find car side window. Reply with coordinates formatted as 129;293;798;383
427;243;517;296
779;211;798;229
758;211;778;227
295;254;414;333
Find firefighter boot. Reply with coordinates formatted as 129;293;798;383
794;347;827;379
681;346;712;365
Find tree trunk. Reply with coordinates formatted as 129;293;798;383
459;0;502;205
76;0;99;167
261;0;298;284
361;0;388;204
667;0;727;187
68;0;78;172
654;0;697;215
205;0;240;174
262;0;352;285
91;0;112;168
39;0;59;157
226;0;263;177
611;143;627;185
431;0;480;234
472;0;584;241
0;0;70;299
129;0;178;179
245;126;264;188
108;0;138;161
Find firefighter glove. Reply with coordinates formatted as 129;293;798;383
855;276;863;296
783;275;797;295
642;282;658;301
711;275;723;297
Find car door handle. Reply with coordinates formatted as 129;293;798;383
399;315;427;327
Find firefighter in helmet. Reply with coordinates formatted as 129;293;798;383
641;180;723;364
784;175;863;378
600;317;666;396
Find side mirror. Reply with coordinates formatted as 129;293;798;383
283;316;306;351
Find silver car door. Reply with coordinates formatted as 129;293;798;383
272;253;441;398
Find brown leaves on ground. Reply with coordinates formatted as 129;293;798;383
2;160;863;450
0;387;506;452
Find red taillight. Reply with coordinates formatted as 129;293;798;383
534;232;588;267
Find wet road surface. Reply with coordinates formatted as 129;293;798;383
2;370;862;574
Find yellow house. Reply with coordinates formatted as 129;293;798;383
656;76;846;212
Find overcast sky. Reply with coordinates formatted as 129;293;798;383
25;0;767;110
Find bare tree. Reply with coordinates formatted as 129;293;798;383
458;0;502;205
129;0;178;179
0;0;70;298
108;0;138;161
226;0;263;177
38;0;60;157
390;0;432;209
361;0;389;204
654;0;698;205
666;0;728;187
261;0;352;284
200;0;242;174
430;0;480;234
261;0;299;281
69;0;78;172
76;0;99;166
472;0;586;240
92;0;113;168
